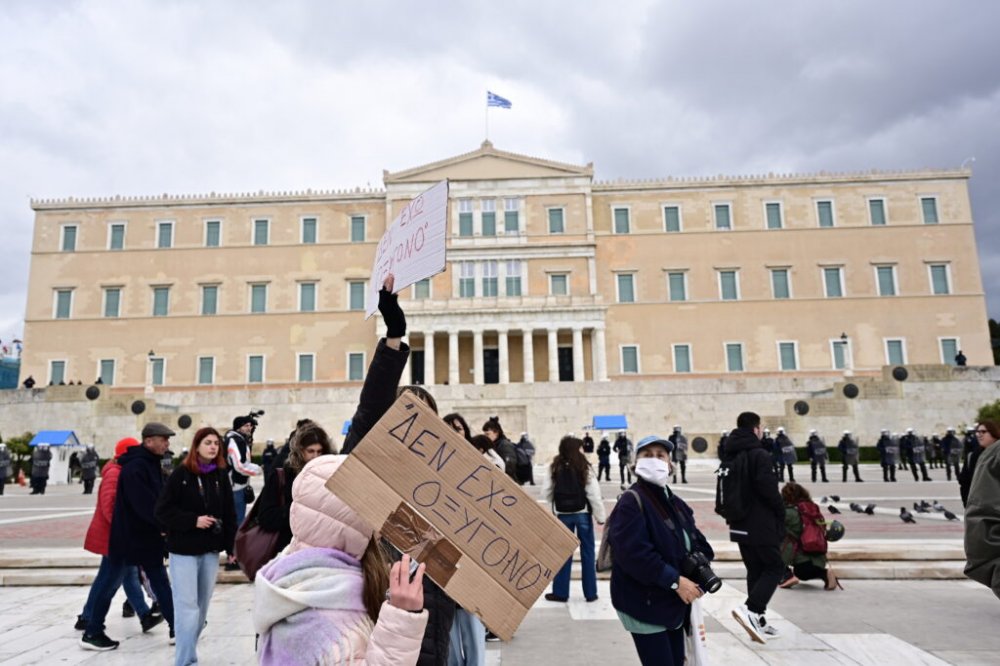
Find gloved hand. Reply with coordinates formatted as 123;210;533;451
378;286;406;338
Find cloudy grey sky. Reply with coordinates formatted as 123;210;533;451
1;0;998;346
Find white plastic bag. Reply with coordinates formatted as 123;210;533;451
684;597;710;665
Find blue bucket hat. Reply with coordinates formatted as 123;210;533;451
635;435;674;455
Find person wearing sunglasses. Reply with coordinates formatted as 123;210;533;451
963;420;1000;600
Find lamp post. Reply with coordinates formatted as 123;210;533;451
840;332;852;376
145;350;155;397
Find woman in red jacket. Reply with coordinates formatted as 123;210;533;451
75;437;163;639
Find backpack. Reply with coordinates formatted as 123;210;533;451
597;489;643;572
514;445;531;467
714;452;750;523
797;501;828;554
553;464;589;513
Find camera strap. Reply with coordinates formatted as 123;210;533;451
636;483;692;553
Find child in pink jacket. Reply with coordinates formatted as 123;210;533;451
253;454;428;665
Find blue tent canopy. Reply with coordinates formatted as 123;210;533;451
30;430;81;447
341;420;352;436
592;415;628;431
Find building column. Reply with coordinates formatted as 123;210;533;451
572;327;584;382
473;329;485;385
498;329;510;385
593;326;608;381
423;331;435;386
449;331;460;385
548;328;559;382
522;330;535;383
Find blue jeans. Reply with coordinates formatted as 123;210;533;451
86;555;174;636
233;489;247;528
448;607;485;666
169;553;219;666
551;513;597;601
81;560;149;621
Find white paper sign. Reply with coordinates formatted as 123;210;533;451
367;180;449;318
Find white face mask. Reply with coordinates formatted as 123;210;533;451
635;457;671;487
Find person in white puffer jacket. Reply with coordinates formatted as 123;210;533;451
253;454;428;665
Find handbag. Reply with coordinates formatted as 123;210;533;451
243;484;256;504
596;489;642;572
234;469;283;582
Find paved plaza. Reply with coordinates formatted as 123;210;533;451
0;461;997;665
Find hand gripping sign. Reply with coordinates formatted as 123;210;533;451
327;396;579;641
366;180;449;318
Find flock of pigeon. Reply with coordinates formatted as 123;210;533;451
819;495;960;523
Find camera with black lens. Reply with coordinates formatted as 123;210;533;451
211;519;223;536
681;551;722;593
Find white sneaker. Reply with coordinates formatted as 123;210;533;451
760;615;780;638
732;605;767;644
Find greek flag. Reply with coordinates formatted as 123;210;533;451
487;91;512;109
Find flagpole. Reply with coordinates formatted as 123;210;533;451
484;95;489;141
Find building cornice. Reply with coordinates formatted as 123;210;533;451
31;188;387;212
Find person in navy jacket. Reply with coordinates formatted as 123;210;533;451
608;435;715;666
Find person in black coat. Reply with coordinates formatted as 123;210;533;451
721;412;785;644
155;427;236;665
81;422;177;651
80;445;100;494
596;436;612;482
483;417;518;481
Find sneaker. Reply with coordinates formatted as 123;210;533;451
485;631;500;642
74;615;88;631
732;605;766;644
122;600;135;618
759;615;780;638
80;632;120;651
544;593;568;602
150;601;161;617
169;628;176;645
140;612;164;633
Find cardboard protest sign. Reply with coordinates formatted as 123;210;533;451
327;396;579;641
366;180;449;318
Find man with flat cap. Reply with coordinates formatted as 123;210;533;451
80;423;176;651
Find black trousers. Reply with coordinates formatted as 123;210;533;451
782;464;795;482
792;561;829;585
946;459;960;481
597;461;611;481
0;475;5;495
910;461;930;481
619;461;632;485
811;460;828;482
672;460;687;484
630;628;685;666
738;542;784;615
83;478;95;494
882;464;896;482
842;463;862;482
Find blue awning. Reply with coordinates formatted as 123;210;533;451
341;420;352;436
29;430;81;447
592;415;628;430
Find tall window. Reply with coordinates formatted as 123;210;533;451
613;207;630;234
816;200;834;228
152;286;170;316
714;203;732;230
869;198;887;226
504;198;520;234
481;260;498;296
99;359;116;385
771;269;790;299
765;202;783;229
247;355;265;383
621;346;639;374
940;338;959;366
663;205;681;233
550;273;568;296
673;344;692;373
616;273;635;303
929;264;951;295
250;284;268;313
109;223;126;250
413;278;431;299
458;199;473;237
481;199;496;236
157;221;173;248
832;340;849;370
726;343;744;372
103;288;121;318
348;352;365;381
54;289;73;319
350;216;366;242
505;260;522;296
876;265;897;296
198;357;215;385
459;262;475;298
201;285;218;315
299;282;317;312
298;353;315;382
667;272;687;302
548;208;565;234
49;360;66;385
205;220;221;247
719;270;739;301
823;267;844;298
885;339;906;365
253;219;269;245
302;217;318;244
778;342;798;371
348;281;365;311
921;197;939;224
150;357;164;386
61;225;78;252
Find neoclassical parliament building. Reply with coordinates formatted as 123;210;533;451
22;142;991;397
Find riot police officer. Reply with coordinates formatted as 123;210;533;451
942;428;964;482
762;428;780;479
668;425;689;484
838;430;863;482
80;444;99;494
776;427;796;482
901;428;932;482
877;429;898;482
807;429;829;483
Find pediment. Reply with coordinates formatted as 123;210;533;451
384;141;593;184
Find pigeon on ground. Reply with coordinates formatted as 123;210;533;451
920;500;933;511
850;503;864;513
944;510;959;521
900;507;916;523
932;501;946;512
913;502;929;513
828;505;841;514
820;496;829;504
864;503;876;515
829;495;841;502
